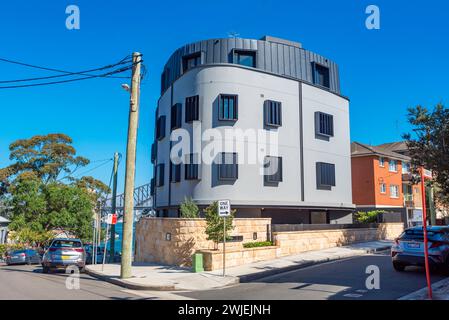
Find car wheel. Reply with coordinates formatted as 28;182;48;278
42;266;50;274
393;262;405;272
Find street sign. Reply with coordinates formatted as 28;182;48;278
106;213;117;225
218;200;231;277
218;200;231;217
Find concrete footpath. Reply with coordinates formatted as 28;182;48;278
399;277;449;300
86;240;392;291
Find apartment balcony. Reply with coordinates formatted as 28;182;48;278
402;173;413;182
404;194;414;208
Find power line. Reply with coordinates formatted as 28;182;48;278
72;159;113;179
0;56;132;81
0;62;141;89
0;57;133;84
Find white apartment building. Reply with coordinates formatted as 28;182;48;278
151;36;354;224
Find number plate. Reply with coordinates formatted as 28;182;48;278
407;243;420;248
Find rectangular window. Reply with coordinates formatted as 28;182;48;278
160;68;170;93
170;162;181;183
312;63;330;88
402;161;410;174
264;100;282;127
315;112;334;137
389;160;398;172
156;164;165;187
316;162;336;190
390;185;400;198
171;103;182;130
379;157;385;167
380;183;386;194
264;156;283;183
233;50;256;68
218;152;238;180
156;116;166;140
185;154;199;180
151;142;157;164
185;95;199;122
403;183;413;202
150;178;155;196
219;94;238;121
182;52;202;73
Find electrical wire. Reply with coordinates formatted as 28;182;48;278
71;159;113;179
0;60;132;84
0;62;139;89
0;56;132;82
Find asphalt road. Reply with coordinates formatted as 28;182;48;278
0;263;173;300
179;251;447;300
1;252;446;300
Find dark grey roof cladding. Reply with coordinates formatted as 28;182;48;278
160;36;341;95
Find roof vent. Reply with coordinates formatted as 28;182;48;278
260;36;302;48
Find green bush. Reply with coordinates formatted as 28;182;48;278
243;241;273;248
354;210;385;224
179;197;199;218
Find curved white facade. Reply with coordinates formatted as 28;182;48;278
152;37;354;223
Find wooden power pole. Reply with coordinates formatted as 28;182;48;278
120;52;142;279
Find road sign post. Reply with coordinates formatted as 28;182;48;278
102;213;117;271
218;200;231;277
420;167;432;300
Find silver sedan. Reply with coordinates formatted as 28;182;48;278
6;249;42;265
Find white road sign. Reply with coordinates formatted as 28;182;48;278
218;200;231;217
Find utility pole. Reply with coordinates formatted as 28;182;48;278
109;152;119;262
120;52;142;279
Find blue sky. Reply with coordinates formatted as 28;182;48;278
0;0;448;193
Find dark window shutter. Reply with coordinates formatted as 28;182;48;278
185;95;199;122
156;164;165;187
315;112;334;137
316;162;335;190
185;154;199;180
218;153;238;180
156;116;166;140
264;100;282;127
171;104;182;130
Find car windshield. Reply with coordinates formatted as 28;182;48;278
51;240;82;248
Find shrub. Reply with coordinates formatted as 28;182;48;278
203;201;235;250
179;197;199;218
354;210;385;224
243;241;273;248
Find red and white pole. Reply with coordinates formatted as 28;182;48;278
420;167;432;300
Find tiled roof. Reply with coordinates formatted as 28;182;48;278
351;142;410;161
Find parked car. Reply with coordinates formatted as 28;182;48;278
5;249;41;265
84;245;121;264
42;238;86;273
391;226;449;273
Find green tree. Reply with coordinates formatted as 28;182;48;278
179;197;199;218
354;210;385;224
203;202;235;250
0;134;110;243
403;104;449;208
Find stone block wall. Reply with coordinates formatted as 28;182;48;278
273;223;404;257
134;217;271;267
